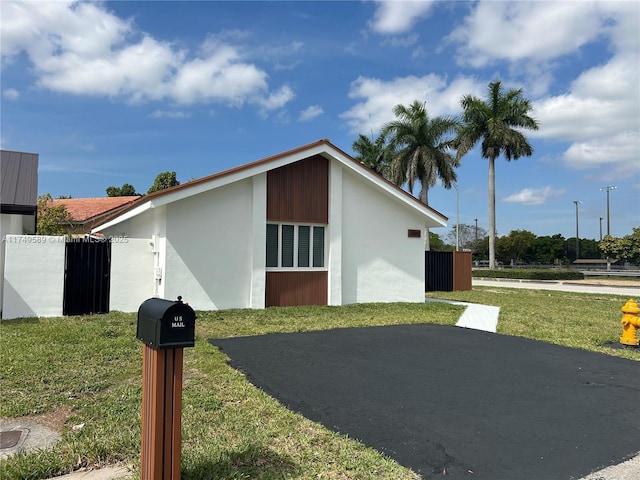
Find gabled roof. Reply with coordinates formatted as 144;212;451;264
93;139;448;232
50;196;140;223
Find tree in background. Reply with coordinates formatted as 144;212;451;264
148;171;180;194
565;238;601;261
106;183;138;197
531;234;566;264
495;229;537;265
352;133;392;177
600;228;640;265
445;223;488;253
428;231;453;252
37;193;72;235
456;81;539;269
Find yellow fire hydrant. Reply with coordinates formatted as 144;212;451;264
620;299;640;347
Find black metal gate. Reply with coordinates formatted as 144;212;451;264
425;251;453;292
63;238;111;316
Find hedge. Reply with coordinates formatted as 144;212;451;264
472;269;584;281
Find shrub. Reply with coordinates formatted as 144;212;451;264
472;269;584;281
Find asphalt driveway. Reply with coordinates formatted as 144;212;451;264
209;324;640;479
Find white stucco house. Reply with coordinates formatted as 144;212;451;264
92;139;447;310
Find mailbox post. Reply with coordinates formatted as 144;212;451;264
137;296;195;480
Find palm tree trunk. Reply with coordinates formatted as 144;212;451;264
421;188;430;251
488;156;496;269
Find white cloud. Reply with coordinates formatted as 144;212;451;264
60;132;95;153
299;105;324;122
532;53;640;172
448;1;604;67
171;45;267;105
150;110;191;119
255;85;295;114
3;88;19;100
1;1;132;61
369;0;436;35
443;1;639;176
0;1;293;111
383;34;419;48
503;187;566;206
561;132;640;181
340;74;483;134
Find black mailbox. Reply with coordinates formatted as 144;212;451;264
137;296;196;349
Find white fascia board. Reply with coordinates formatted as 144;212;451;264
89;148;324;232
91;201;153;233
329;150;448;228
92;142;446;233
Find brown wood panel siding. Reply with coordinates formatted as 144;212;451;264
265;271;328;307
267;155;329;223
453;251;472;291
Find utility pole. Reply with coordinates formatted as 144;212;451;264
454;183;459;251
599;217;603;241
573;201;581;260
600;186;617;236
474;218;478;243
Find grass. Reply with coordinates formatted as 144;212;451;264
0;302;461;480
426;287;640;361
1;292;638;479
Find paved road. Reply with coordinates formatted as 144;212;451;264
210;324;640;480
473;278;640;297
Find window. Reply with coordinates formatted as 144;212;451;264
266;224;279;267
266;223;326;269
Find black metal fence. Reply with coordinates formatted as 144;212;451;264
63;238;111;316
425;251;472;292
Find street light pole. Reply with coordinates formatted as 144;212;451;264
573;201;581;260
599;217;603;241
600;186;617;236
454;183;459;251
474;218;478;242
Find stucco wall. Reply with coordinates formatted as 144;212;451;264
100;206;166;300
1;215;21;312
110;238;155;311
340;168;427;304
2;235;65;319
164;179;255;310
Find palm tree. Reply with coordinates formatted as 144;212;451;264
352;132;392;178
383;101;459;202
456;80;539;269
382;100;459;249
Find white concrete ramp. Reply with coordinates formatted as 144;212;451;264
454;302;500;332
425;298;500;333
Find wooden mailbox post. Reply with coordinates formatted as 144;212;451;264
137;297;195;480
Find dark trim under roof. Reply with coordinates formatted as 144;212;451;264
1;204;37;216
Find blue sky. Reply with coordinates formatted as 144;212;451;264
1;0;639;241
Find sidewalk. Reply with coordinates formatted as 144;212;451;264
473;277;640;296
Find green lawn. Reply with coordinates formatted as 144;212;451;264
0;302;461;480
427;287;640;360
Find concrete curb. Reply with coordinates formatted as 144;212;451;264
577;452;640;480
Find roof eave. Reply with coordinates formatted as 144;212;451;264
92;139;449;231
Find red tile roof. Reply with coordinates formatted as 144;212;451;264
49;196;140;222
